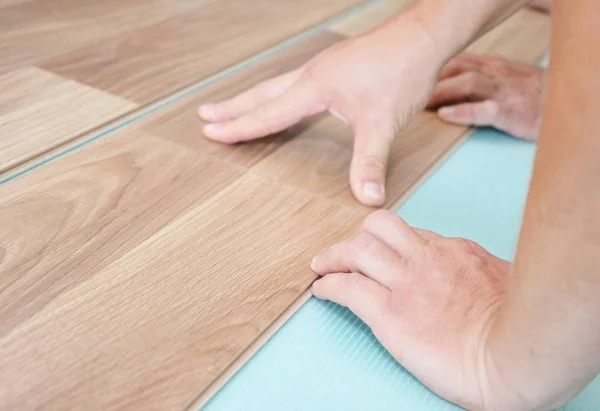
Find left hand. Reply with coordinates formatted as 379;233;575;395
427;53;545;141
311;210;518;410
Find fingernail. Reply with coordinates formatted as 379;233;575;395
203;123;219;135
311;256;319;271
199;103;215;116
362;182;385;203
438;107;454;118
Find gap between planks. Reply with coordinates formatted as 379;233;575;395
0;0;388;185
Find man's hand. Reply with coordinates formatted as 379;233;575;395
428;53;545;141
199;16;444;206
310;210;522;410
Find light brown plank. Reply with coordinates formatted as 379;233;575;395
251;111;467;209
139;31;345;167
0;128;244;337
0;173;365;410
0;0;205;74
467;8;551;63
331;0;412;36
0;67;137;173
41;0;364;104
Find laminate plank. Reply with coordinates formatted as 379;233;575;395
0;67;137;173
251;111;467;209
331;0;412;36
140;31;345;167
0;173;365;410
40;0;362;104
0;0;205;74
0;128;244;338
467;8;551;63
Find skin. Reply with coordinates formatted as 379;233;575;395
427;1;551;140
429;53;545;141
529;0;553;13
199;0;534;206
201;0;600;409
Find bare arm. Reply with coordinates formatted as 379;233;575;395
488;0;600;407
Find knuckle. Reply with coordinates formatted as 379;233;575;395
350;232;379;257
361;209;395;231
482;100;499;117
358;154;386;173
454;238;478;252
464;71;480;91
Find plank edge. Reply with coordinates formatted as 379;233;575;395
185;289;314;411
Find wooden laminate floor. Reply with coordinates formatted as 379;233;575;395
0;1;550;409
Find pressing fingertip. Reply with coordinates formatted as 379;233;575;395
310;278;326;298
310;255;319;272
438;106;455;119
203;123;221;138
198;104;216;120
362;182;385;205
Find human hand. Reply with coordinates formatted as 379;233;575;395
199;17;445;206
428;53;545;141
310;210;518;410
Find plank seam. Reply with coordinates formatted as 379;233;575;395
0;0;387;186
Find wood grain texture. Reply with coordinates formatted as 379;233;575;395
467;8;551;62
331;0;412;36
0;67;137;173
0;128;244;337
140;31;345;167
41;0;363;104
0;173;365;410
0;0;205;74
251;111;467;209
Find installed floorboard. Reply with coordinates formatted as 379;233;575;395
467;8;551;62
331;0;412;36
0;67;137;173
139;31;344;167
0;172;365;410
0;128;244;337
0;0;204;75
41;0;363;104
252;111;466;209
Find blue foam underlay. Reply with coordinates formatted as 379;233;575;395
203;128;600;410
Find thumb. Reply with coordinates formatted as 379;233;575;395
350;118;396;207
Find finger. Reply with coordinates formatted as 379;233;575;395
311;272;392;331
349;117;396;207
437;100;500;127
202;80;325;143
412;227;442;241
438;53;485;79
311;232;403;288
428;71;497;108
438;60;478;81
198;69;301;123
359;210;426;255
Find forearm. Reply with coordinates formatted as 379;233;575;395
375;0;533;65
488;0;600;409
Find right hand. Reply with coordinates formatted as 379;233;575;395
199;16;446;206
